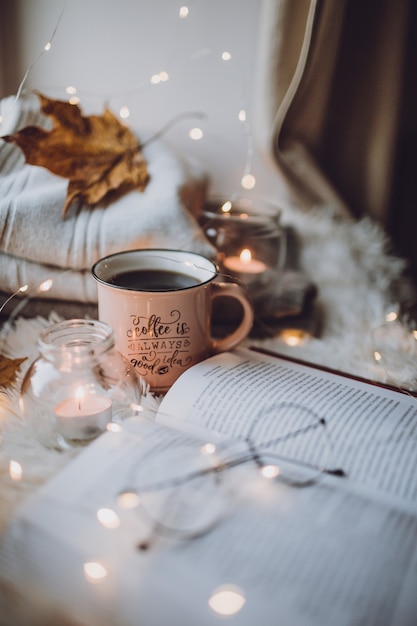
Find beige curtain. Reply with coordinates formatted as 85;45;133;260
254;0;411;224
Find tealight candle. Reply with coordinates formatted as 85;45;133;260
54;387;112;441
223;248;267;275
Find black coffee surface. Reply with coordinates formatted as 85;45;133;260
109;269;200;291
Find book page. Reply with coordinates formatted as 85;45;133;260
1;417;417;626
157;348;417;508
2;351;417;626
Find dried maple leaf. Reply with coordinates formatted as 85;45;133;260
2;93;150;217
0;355;27;390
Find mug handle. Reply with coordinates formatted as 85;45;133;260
210;282;254;353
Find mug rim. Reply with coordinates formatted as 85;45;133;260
92;248;218;293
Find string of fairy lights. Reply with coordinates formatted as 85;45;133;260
0;1;264;349
0;1;257;192
1;1;417;380
1;4;417;617
0;6;258;613
1;6;416;403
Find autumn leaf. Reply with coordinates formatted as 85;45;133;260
2;93;150;217
0;355;27;390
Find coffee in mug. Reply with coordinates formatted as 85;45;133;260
92;249;253;392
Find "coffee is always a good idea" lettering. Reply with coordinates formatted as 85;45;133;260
127;310;193;378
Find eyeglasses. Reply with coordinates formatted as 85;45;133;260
116;403;344;548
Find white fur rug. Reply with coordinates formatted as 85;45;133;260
1;206;416;535
251;206;417;380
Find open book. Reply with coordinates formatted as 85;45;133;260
1;347;417;626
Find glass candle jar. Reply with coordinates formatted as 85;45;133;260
20;318;142;450
199;196;286;291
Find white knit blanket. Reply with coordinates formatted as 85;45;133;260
0;94;214;302
1;205;416;539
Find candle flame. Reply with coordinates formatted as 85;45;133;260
239;248;252;264
75;387;84;411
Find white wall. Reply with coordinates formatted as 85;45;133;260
12;0;284;203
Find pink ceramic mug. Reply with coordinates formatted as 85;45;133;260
92;249;253;392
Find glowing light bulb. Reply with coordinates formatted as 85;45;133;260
106;422;122;433
97;508;121;529
201;443;216;455
261;464;279;479
69;96;80;105
386;311;397;322
39;279;53;292
150;71;169;84
119;106;130;119
83;561;108;583
44;42;52;51
286;337;300;346
19;284;29;293
221;201;232;213
279;329;310;346
241;174;256;190
189;127;203;140
117;491;140;510
238;109;246;122
65;86;77;95
374;351;382;362
9;460;22;481
222;51;232;61
208;585;246;616
179;6;189;18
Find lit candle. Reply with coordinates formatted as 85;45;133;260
54;387;112;441
223;248;267;275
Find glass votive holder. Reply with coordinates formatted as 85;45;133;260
20;318;142;450
199;196;286;293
